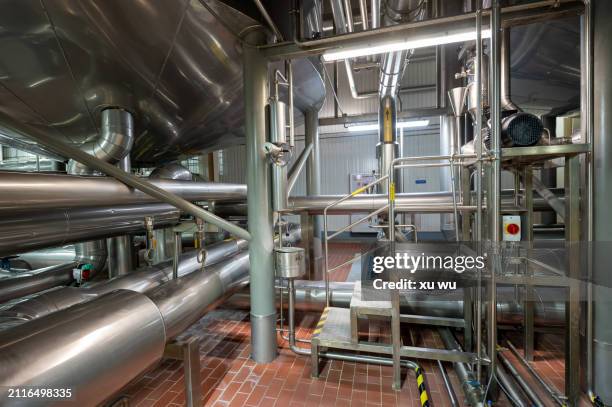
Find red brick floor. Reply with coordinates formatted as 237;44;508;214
119;242;587;407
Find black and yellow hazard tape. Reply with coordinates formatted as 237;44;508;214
312;307;330;338
590;393;604;407
414;366;431;407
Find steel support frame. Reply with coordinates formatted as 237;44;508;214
564;155;581;406
522;166;535;361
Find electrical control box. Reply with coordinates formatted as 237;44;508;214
502;215;521;241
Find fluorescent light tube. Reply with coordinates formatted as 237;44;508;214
323;29;492;62
348;120;429;132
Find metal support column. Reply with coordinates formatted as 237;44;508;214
305;108;323;280
564;155;581;406
244;29;277;363
522;167;534;361
592;1;612;403
488;0;502;394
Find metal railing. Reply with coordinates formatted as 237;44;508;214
323;175;392;307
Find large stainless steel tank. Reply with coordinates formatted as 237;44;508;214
0;0;325;165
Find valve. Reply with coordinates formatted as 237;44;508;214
72;263;94;286
144;216;156;265
264;142;292;167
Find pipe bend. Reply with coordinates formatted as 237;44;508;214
68;108;134;175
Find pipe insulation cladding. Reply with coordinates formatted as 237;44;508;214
0;249;252;406
0;172;246;212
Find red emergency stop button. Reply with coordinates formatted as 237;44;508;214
506;223;520;235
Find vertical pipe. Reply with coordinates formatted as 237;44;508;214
488;0;502;391
243;29;277;363
359;0;369;30
475;4;484;383
582;0;597;403
108;153;134;278
371;0;380;29
305;109;323;280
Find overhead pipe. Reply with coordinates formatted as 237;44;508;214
0;111;251;241
0;204;180;257
330;0;375;99
0;172;246;213
212;190;563;216
500;28;521;112
67;108;134;175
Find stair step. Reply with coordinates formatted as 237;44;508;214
350;281;393;316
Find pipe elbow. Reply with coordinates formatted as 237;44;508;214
67;108;134;175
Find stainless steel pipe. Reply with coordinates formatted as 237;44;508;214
149;251;250;338
0;111;251;241
0;290;167;407
0;204;180;257
0;172;246;212
0;262;76;304
0;241;253;406
225;281;567;326
0;238;248;328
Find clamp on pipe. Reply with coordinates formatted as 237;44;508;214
144;216;156;265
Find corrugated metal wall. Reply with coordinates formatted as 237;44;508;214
217;50;521;233
219;54;447;232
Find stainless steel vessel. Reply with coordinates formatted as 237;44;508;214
0;0;325;164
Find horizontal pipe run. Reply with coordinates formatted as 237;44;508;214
0;290;167;407
0;239;258;406
0;204;180;257
0;262;76;304
0;114;250;241
225;280;567;326
0;238;248;329
0;172;246;212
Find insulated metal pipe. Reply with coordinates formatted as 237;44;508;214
149;251;250;338
226;281;567;326
0;204;180;257
0;262;76;304
0;238;248;329
0;240;256;406
67;108;134;175
0;290;167;407
498;350;546;407
0;172;246;212
0;113;251;241
244;29;277;362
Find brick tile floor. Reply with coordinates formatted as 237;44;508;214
118;243;588;407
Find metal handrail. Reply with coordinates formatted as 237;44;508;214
387;154;479;243
323;174;392;306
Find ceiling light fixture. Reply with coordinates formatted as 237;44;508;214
348;120;430;132
323;29;492;62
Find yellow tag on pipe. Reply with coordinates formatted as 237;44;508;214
383;106;393;142
389;182;396;201
351;185;367;197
